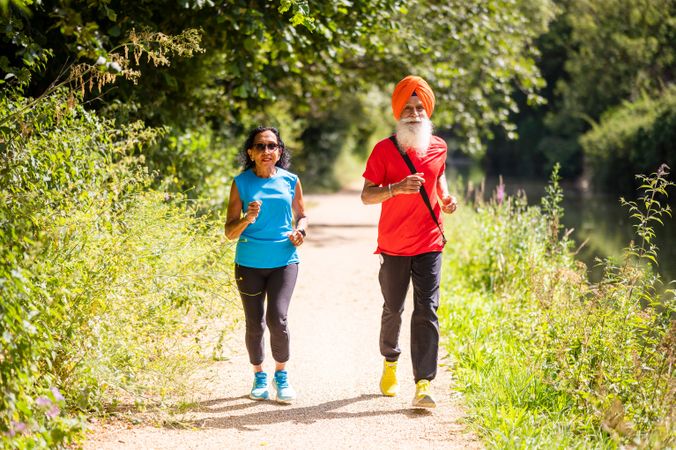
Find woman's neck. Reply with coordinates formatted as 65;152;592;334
253;165;277;178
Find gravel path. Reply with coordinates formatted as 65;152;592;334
83;186;482;450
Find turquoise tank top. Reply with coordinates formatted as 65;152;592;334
234;168;299;268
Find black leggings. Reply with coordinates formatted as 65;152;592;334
235;263;299;365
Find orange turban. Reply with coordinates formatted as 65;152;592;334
391;75;435;120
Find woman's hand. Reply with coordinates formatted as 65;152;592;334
440;194;458;214
245;200;262;223
288;229;305;247
225;183;261;240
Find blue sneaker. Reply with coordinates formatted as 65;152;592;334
272;370;297;404
249;372;269;400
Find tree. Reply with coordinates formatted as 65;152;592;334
2;0;554;146
554;0;675;191
555;0;675;124
484;0;675;186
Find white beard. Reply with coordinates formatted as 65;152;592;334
396;118;433;157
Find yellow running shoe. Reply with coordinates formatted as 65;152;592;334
380;360;399;396
412;379;436;408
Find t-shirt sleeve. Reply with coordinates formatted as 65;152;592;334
439;146;447;177
362;144;385;185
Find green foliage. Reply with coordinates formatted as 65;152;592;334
487;0;675;187
1;0;555;184
0;90;236;446
547;0;674;189
581;87;676;192
541;162;564;243
447;188;553;293
620;164;674;268
394;1;555;154
555;0;674;123
44;190;236;411
295;91;390;191
0;26;205;131
440;166;675;448
142;125;240;207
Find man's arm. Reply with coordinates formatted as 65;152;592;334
437;171;450;198
361;174;426;205
437;172;458;214
361;179;393;205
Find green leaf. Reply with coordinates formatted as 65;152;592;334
107;25;121;37
106;7;117;22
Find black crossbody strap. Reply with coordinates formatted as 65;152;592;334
388;135;447;244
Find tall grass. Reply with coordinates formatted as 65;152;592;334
440;164;674;448
1;90;238;448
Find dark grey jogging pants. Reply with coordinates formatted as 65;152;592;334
235;263;299;365
378;251;442;383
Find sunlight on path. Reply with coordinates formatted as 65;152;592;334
83;186;481;449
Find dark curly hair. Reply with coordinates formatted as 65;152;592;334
240;126;290;171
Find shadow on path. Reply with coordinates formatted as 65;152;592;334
188;396;261;414
187;394;432;431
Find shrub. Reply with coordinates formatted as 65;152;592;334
1;90;236;447
440;165;674;448
582;86;676;193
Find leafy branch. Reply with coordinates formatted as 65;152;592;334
0;28;204;128
621;163;674;267
541;162;564;244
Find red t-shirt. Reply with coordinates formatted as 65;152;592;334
362;135;447;256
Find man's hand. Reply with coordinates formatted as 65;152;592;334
440;194;457;214
393;172;425;195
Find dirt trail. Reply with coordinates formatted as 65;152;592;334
83;186;482;449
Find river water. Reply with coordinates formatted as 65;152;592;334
448;162;676;284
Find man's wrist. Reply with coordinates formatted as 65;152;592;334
297;228;306;237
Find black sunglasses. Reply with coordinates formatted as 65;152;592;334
253;143;280;151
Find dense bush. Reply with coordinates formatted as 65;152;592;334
142;124;240;206
582;87;676;193
440;165;674;448
0;91;236;448
485;0;675;188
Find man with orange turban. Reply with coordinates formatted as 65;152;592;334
361;75;458;408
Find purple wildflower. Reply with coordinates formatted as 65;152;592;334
8;421;27;437
496;177;505;205
36;396;52;408
51;387;65;402
46;404;61;419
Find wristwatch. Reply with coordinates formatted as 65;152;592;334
298;228;306;237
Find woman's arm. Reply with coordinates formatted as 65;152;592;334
224;181;260;240
288;179;307;246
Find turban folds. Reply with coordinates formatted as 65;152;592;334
391;75;435;120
